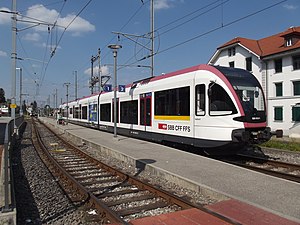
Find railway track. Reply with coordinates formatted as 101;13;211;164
31;118;239;224
220;154;300;183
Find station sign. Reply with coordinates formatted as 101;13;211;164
10;104;17;108
118;85;126;92
103;84;112;92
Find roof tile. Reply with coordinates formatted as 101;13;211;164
218;26;300;58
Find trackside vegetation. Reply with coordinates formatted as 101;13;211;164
260;138;300;152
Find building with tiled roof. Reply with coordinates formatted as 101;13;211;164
209;26;300;137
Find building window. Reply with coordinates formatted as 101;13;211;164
274;107;283;121
293;81;300;96
292;106;300;122
275;83;283;97
229;61;234;68
274;58;282;73
286;38;292;47
228;47;235;56
293;55;300;70
246;57;252;71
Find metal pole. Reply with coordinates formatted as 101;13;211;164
108;44;122;138
11;0;17;129
66;84;69;124
113;50;117;137
19;68;22;115
91;56;94;94
151;0;154;77
64;83;70;124
55;88;58;110
74;71;77;100
98;48;101;92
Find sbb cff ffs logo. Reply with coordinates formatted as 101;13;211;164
158;123;191;132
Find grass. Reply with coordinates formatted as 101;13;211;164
260;138;300;152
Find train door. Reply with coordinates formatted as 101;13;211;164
140;93;152;131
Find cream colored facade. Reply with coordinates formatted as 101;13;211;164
209;44;300;137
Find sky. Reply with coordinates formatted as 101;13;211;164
0;0;299;107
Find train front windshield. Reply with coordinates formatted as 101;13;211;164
214;66;266;122
233;85;264;113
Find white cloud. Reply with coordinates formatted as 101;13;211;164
283;4;298;10
153;0;184;11
23;33;41;41
58;14;95;36
154;0;172;10
84;65;110;76
0;7;12;25
24;4;95;35
0;50;8;57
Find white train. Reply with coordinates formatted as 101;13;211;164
59;64;280;153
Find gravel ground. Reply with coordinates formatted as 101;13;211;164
261;147;300;164
12;121;101;225
11;120;220;225
12;119;300;224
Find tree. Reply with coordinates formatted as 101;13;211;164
0;88;6;103
22;100;27;115
32;101;37;114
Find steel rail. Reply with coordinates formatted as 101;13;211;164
36;118;241;225
226;154;300;183
31;118;127;224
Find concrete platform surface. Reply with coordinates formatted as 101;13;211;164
39;117;300;223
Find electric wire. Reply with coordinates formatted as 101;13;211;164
18;1;65;13
39;0;93;87
119;0;288;69
121;0;286;72
74;0;149;91
157;0;230;37
154;0;225;34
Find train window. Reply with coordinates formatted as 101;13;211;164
74;107;79;118
62;108;67;117
195;84;205;116
155;86;190;116
209;83;237;116
82;106;88;120
120;100;138;124
100;103;111;122
70;108;73;115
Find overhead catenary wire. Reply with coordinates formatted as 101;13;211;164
74;0;149;89
154;0;228;36
39;0;94;87
137;0;288;62
18;0;66;14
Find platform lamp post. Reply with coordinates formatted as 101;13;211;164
108;44;122;138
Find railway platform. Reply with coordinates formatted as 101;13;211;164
39;117;300;224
